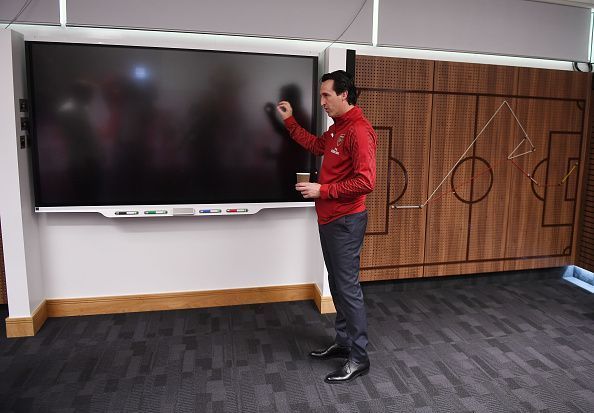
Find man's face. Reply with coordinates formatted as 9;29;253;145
320;80;348;118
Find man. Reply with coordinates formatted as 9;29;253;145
277;70;377;383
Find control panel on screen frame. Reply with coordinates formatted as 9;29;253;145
35;202;315;218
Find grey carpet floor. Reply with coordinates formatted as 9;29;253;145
1;268;594;412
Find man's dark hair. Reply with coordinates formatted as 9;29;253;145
321;70;357;105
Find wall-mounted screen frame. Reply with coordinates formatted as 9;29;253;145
26;42;319;216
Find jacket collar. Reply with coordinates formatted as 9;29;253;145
332;106;361;128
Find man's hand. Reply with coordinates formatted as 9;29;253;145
296;182;321;199
277;101;293;120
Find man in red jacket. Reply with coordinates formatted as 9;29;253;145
277;70;377;383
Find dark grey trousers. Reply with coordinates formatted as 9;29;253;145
318;210;369;363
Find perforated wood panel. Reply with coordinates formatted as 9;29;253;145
356;55;589;281
423;95;476;277
355;56;433;91
543;133;581;226
577;91;594;272
504;99;582;260
435;62;518;95
358;90;432;280
365;127;390;234
517;67;588;99
467;97;520;262
0;220;6;304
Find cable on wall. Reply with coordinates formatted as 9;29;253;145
322;0;369;54
4;0;34;30
573;61;593;72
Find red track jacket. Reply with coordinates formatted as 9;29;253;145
284;106;377;225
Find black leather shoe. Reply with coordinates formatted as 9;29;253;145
309;343;351;360
324;359;370;383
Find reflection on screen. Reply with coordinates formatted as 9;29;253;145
27;43;317;207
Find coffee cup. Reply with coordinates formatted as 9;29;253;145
296;172;310;183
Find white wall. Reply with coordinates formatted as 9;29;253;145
0;30;44;317
39;208;323;299
4;27;330;306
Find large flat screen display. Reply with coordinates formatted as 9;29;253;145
26;42;318;208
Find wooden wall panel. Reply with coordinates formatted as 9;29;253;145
504;99;582;260
355;55;589;281
467;97;520;262
434;61;518;95
358;91;432;280
423;95;476;276
577;90;594;272
517;67;588;99
364;127;391;234
543;133;581;226
502;257;572;272
355;55;433;91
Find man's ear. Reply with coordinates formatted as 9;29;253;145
341;91;348;102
